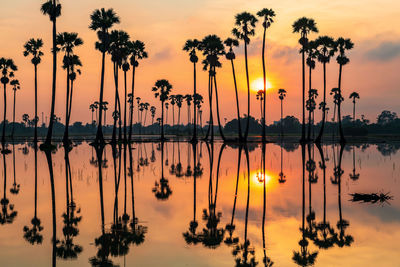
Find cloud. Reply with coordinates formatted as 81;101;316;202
365;41;400;61
152;47;173;61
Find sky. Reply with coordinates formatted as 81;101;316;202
0;0;399;125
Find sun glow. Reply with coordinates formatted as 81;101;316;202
252;171;272;186
252;77;272;93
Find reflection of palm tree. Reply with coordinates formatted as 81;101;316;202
278;145;286;184
293;144;318;266
261;143;273;266
233;147;257;266
183;143;201;245
314;144;336;250
225;146;242;247
335;144;353;248
0;153;18;224
56;148;82;259
10;144;20;194
305;144;318;243
152;142;172;200
349;145;359;181
200;143;225;248
23;146;43;245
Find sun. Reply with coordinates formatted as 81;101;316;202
252;77;272;92
252;171;272;186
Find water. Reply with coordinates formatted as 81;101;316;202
0;141;399;266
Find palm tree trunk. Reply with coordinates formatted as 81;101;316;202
161;101;165;140
34;64;38;143
338;64;345;143
112;63;119;144
192;61;197;142
353;101;356;123
261;26;267;143
300;42;306;143
213;71;226;141
316;62;327;143
123;70;127;142
280;99;283;138
95;50;106;145
307;66;312;141
244;40;251;141
230;59;242;140
11;89;16;139
2;83;7;146
63;65;70;145
44;13;57;147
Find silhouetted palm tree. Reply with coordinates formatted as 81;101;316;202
349;92;360;123
10;79;20;139
175;94;184;129
304;40;317;141
292;17;318;143
23;38;44;143
0;153;17;224
334;37;354;144
0;58;17;150
152;142;172;199
109;30;130;144
169;95;176;126
185;94;193;128
152;79;172;140
128;40;148;141
257;8;275;143
89;8;120;145
224;37;242;140
150;106;156;126
40;0;61;150
278;88;287;138
199;35;226;141
233;12;258;141
183;39;201;142
315;36;335;143
67;55;82;134
56;32;83;145
349;145;359;180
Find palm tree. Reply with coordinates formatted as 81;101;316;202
152;80;172;140
292;17;318;143
10;79;20;139
257;8;275;143
0;58;17;150
304;40;317;141
175;94;184;127
193;93;203;137
169;95;176;126
66;55;82;133
40;0;61;149
183;39;201;142
165;102;169;125
185;94;193;127
199;35;226;141
315;36;335;143
143;102;150;127
102;101;109;126
122;60;130;142
349;92;359;123
335;37;354;144
23;38;44;143
224;37;243;140
56;32;83;145
109;30;130;144
278;89;287;137
90;103;97;124
89;8;120;145
128;40;148;141
233;12;258;141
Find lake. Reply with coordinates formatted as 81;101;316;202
0;141;399;266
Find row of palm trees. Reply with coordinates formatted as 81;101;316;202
292;17;355;144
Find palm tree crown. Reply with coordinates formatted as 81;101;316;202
183;39;201;63
152;80;172;102
199;35;225;70
40;0;61;22
292;17;318;39
315;36;335;63
23;39;44;65
0;58;17;84
89;8;120;53
129;40;148;67
349;92;359;103
278;89;287;100
256;8;275;29
224;38;239;60
232;12;258;44
335;37;354;65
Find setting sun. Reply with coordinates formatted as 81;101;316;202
252;77;272;93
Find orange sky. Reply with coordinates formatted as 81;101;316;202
0;0;399;125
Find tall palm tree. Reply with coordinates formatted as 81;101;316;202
169;95;176;126
102;101;109;126
175;94;184;127
184;94;193;127
10;79;20;139
257;8;275;143
193;93;203;136
292;17;318;143
109;30;130;144
150;106;156;126
183;39;201;142
56;32;83;145
40;0;61;149
278;89;287;137
349;92;359;123
315;36;335;143
89;8;120;145
224;37;242;140
66;55;82;133
335;37;354;144
23;38;44;143
199;34;226;141
0;58;17;150
122;60;130;142
232;12;258;141
128;40;148;141
89;103;96;124
152;79;172;140
305;40;317;141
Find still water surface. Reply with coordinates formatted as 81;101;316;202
0;142;399;266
